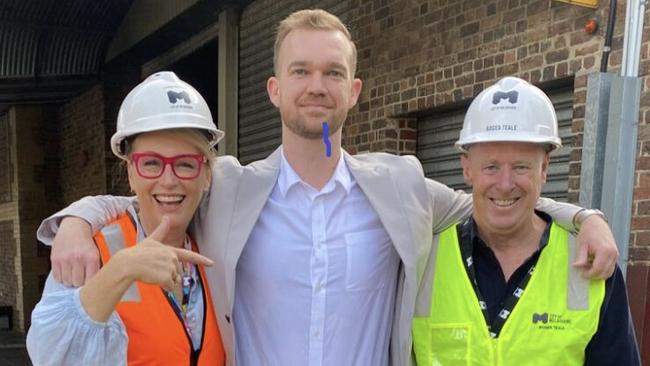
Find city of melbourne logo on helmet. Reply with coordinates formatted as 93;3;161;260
166;89;193;110
488;89;518;120
492;90;518;105
167;90;191;104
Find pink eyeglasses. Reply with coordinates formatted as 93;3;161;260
130;152;206;180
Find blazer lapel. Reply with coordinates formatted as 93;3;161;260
224;147;281;311
344;152;415;268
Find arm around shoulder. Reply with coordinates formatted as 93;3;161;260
42;195;135;286
537;198;618;279
37;195;135;246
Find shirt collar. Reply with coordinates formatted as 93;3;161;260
463;210;553;254
278;147;353;198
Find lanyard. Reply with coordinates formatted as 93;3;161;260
457;219;537;338
166;235;196;334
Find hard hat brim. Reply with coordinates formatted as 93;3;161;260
111;114;225;160
455;132;562;153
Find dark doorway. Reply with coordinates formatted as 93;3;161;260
168;40;219;139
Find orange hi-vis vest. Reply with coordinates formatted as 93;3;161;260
93;213;225;366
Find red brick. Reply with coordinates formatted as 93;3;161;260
632;216;650;231
636;188;650;201
399;129;416;140
625;264;648;352
638;200;650;215
630;247;650;262
638;156;650;171
520;55;543;70
635;231;650;247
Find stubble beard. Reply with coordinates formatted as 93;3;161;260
284;115;345;140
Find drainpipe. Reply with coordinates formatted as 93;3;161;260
600;0;617;72
601;0;645;274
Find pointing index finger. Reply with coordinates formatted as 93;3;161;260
173;247;214;266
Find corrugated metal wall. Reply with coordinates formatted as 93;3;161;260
0;25;38;77
417;85;574;201
0;0;130;79
238;0;351;164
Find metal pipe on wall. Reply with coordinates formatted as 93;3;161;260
581;0;645;274
600;0;617;72
609;0;644;273
621;0;646;77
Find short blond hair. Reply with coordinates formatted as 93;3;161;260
274;9;357;78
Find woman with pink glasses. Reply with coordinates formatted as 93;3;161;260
27;72;226;366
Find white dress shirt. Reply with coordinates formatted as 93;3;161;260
234;150;400;366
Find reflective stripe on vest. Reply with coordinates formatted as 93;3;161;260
94;214;225;366
98;221;141;302
412;223;605;366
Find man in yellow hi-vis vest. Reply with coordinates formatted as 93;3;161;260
412;77;640;366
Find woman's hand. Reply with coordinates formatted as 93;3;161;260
79;216;213;322
116;216;213;290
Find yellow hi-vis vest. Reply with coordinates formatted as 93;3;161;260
412;223;605;366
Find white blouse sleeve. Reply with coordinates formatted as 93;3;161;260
26;273;128;366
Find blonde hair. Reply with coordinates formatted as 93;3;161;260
274;9;357;77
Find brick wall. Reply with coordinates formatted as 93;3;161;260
346;0;650;256
13;105;60;330
58;84;107;204
0;113;12;203
0;105;59;331
0;109;19;330
346;1;614;154
102;63;142;196
0;220;17;328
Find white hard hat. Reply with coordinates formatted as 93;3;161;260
455;76;561;152
110;71;224;160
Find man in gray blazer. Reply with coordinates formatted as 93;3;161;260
40;9;617;366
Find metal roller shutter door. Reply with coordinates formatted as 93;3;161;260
416;86;574;201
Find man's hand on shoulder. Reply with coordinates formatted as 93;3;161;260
573;214;619;279
51;217;100;286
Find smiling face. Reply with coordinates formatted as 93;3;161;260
267;28;362;140
127;130;211;239
461;142;549;239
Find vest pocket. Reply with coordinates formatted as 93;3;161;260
426;323;471;366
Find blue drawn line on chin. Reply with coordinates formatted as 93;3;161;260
322;121;331;158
